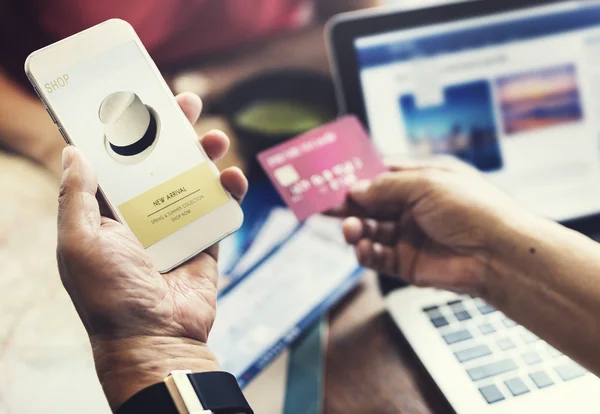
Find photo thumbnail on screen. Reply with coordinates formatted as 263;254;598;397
496;63;584;135
399;80;503;172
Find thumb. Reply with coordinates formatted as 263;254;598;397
348;171;430;220
57;146;101;236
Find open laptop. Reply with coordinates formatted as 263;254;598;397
328;0;600;412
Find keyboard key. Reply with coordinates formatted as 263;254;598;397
497;337;516;351
479;323;496;335
443;329;473;345
454;310;472;321
478;384;505;404
455;344;492;363
430;316;449;328
529;371;554;389
522;351;542;366
501;318;518;328
504;377;530;396
448;300;465;312
520;330;539;344
554;362;587;381
546;346;562;358
478;303;496;315
467;358;518;381
424;306;443;319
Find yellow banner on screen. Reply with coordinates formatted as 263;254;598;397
118;163;229;248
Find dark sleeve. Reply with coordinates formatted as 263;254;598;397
0;0;53;90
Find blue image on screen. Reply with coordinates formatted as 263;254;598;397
399;80;503;172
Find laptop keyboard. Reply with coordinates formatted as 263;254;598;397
422;297;589;405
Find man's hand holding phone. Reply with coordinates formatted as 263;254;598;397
56;93;248;411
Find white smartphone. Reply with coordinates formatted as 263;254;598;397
25;19;243;273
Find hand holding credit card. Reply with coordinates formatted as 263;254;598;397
257;115;386;221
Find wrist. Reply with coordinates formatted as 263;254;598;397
482;210;555;304
91;335;220;411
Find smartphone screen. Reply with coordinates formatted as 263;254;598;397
42;40;230;248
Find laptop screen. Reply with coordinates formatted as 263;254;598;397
354;1;600;221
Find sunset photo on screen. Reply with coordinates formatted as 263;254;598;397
496;64;584;135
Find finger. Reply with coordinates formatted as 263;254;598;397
326;199;368;219
57;147;101;236
342;217;364;244
355;238;374;268
347;171;431;220
383;155;428;171
195;166;248;263
344;217;400;245
220;166;248;204
200;129;230;161
176;92;203;125
355;239;403;279
173;248;220;288
204;244;220;265
385;155;477;175
326;168;433;220
371;242;399;277
358;219;399;245
95;191;116;220
197;166;248;263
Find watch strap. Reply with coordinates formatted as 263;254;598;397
116;381;177;414
189;371;252;413
116;371;253;414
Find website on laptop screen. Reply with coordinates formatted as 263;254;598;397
355;2;600;221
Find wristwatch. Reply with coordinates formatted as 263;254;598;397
116;370;254;414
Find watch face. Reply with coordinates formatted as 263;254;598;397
99;91;160;164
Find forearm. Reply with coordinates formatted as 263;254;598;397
92;336;221;411
485;213;600;374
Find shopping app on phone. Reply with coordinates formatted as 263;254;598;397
257;116;386;221
42;41;228;248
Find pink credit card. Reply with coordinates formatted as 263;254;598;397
257;115;386;221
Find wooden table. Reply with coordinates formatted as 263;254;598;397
0;116;442;414
324;274;437;414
